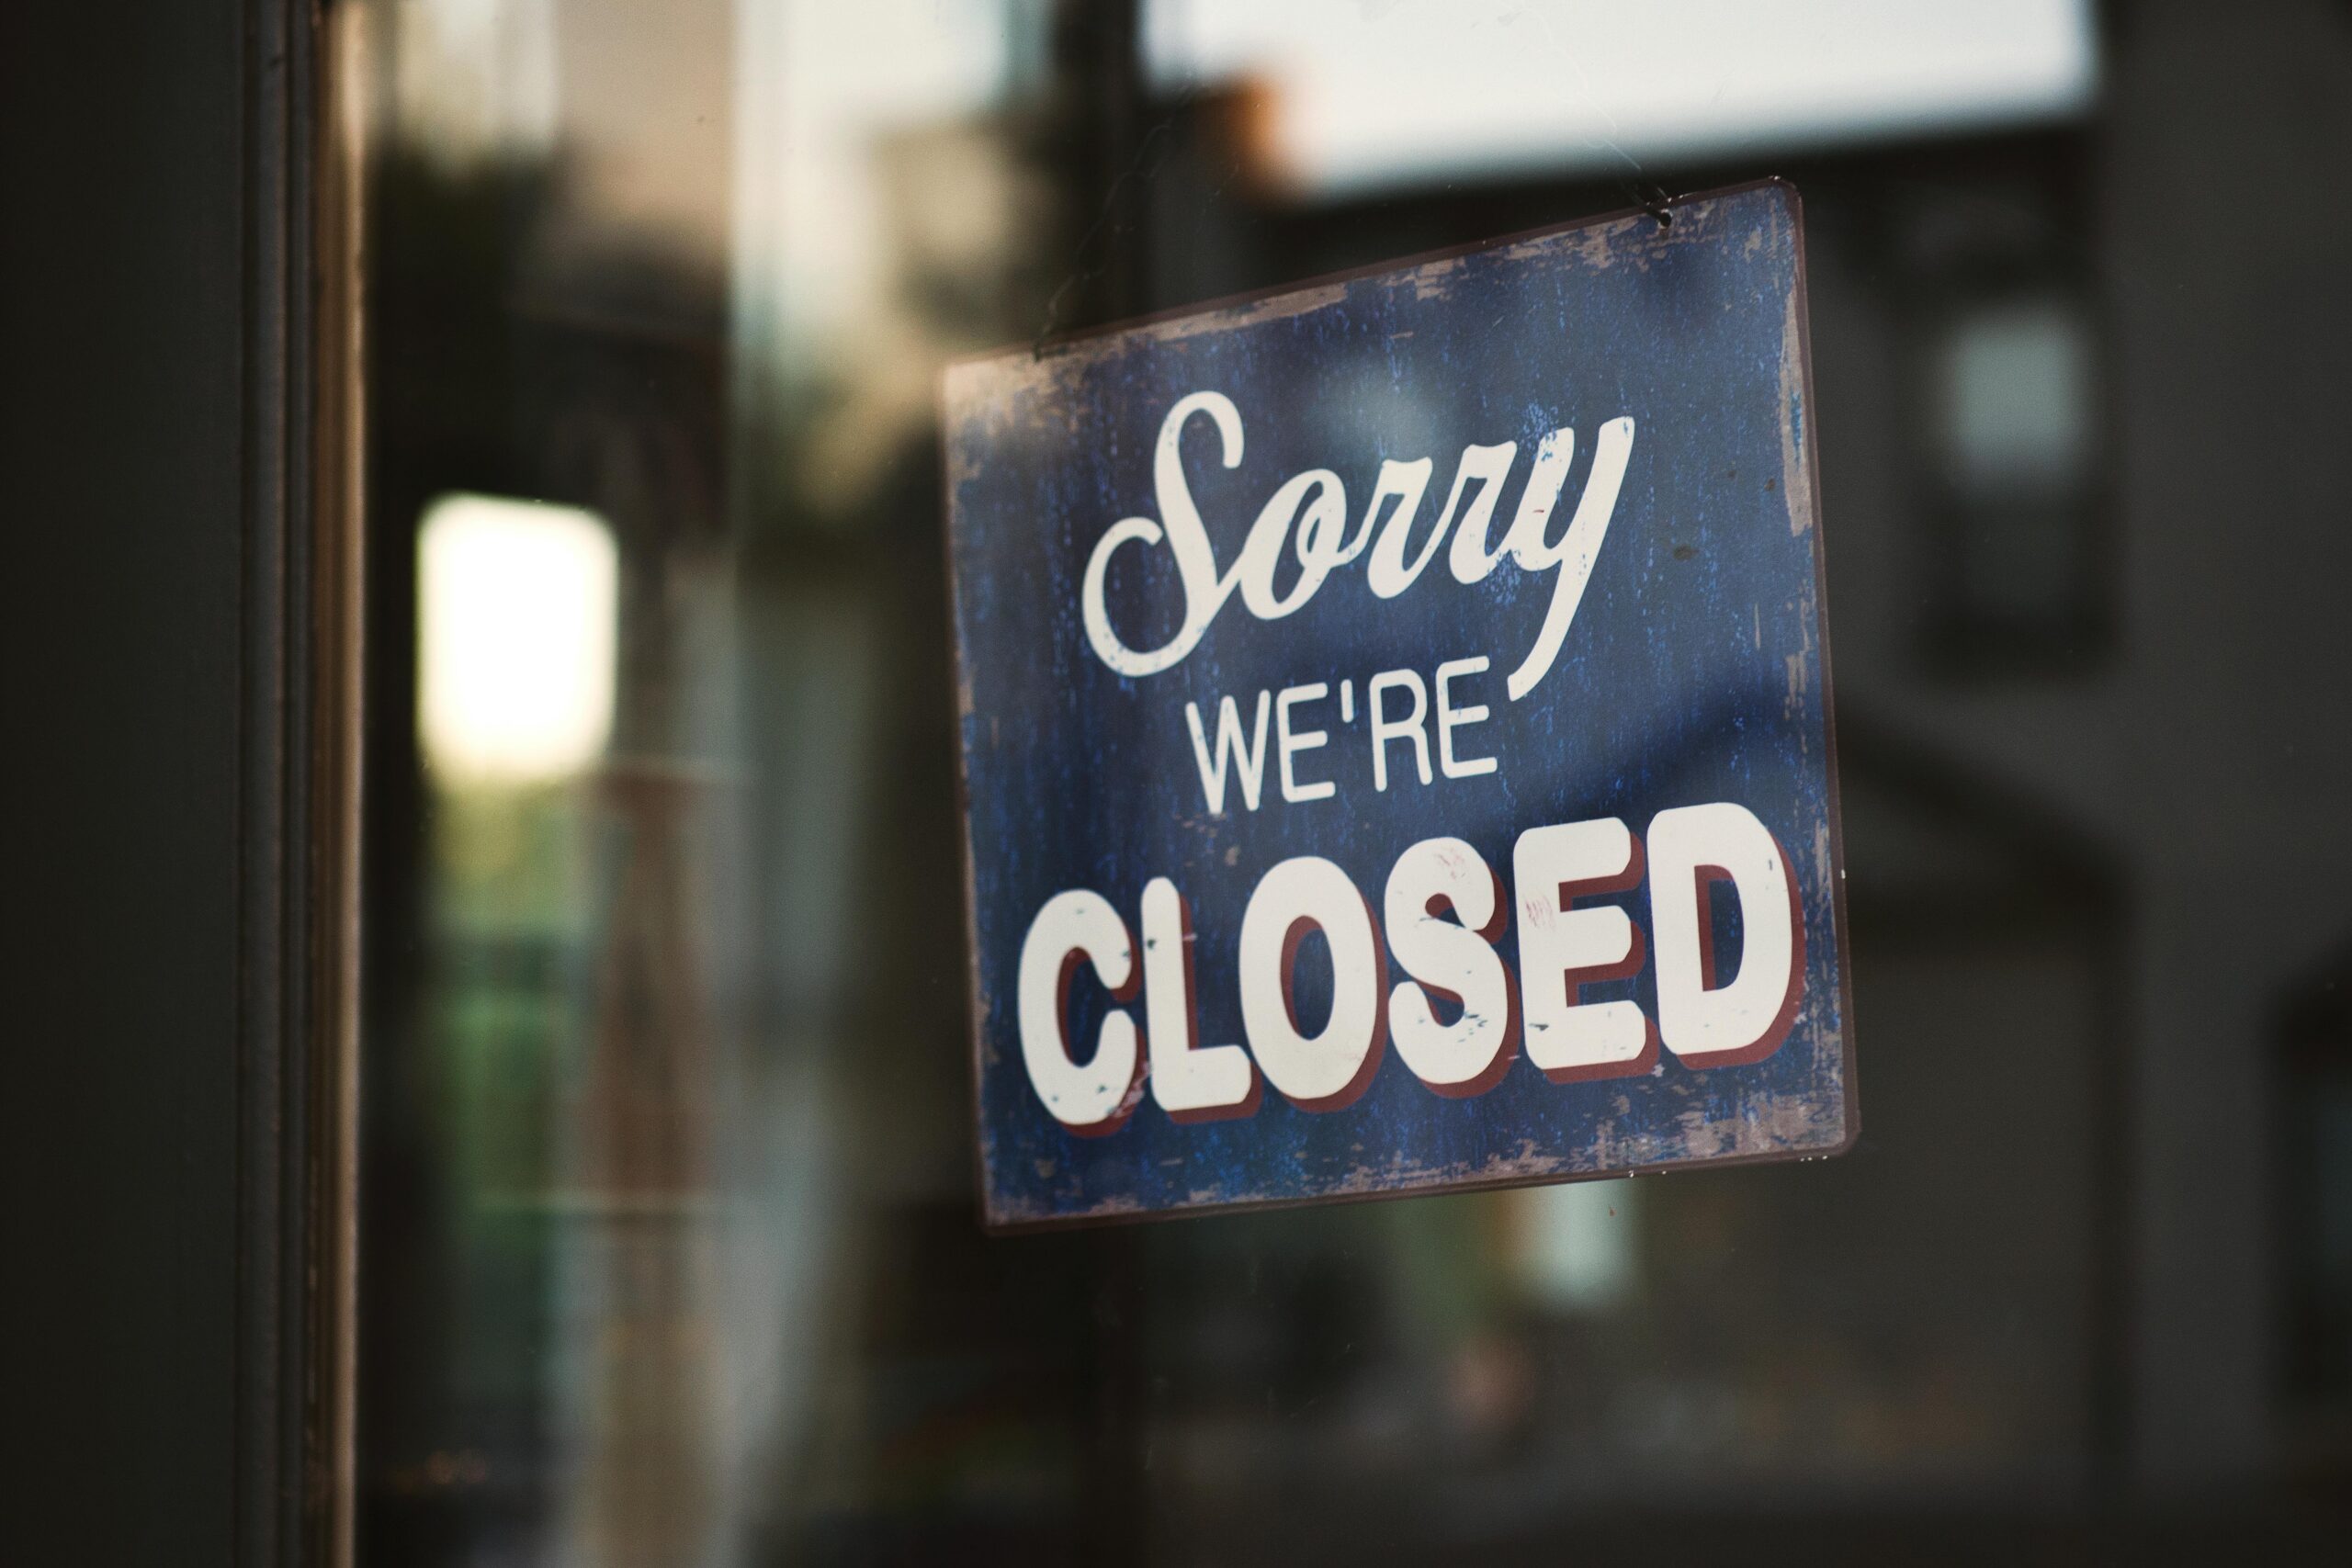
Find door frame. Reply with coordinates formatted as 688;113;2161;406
7;2;358;1562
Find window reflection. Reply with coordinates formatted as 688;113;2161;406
1144;0;2098;196
419;494;616;784
354;0;2350;1562
1931;297;2098;634
1512;1179;1640;1313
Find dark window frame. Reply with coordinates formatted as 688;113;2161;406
7;2;356;1562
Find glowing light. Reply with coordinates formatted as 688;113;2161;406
1148;0;2098;197
419;493;617;784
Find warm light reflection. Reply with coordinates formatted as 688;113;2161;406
418;492;617;784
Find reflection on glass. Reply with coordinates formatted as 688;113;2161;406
1145;0;2098;195
1929;295;2098;637
418;492;617;784
1938;299;2090;499
1513;1179;1640;1313
355;0;2351;1562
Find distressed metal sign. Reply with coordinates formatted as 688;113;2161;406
944;180;1853;1230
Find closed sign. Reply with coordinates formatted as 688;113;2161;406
944;180;1854;1229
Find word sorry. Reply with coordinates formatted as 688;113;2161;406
1081;391;1635;701
1016;802;1804;1134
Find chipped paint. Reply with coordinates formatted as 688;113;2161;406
1779;288;1816;537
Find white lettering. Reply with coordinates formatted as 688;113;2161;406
1012;801;1806;1131
1385;837;1517;1095
1185;690;1272;814
1647;802;1804;1066
1361;458;1437;599
1435;440;1521;583
1080;397;1634;703
1367;669;1431;793
1235;468;1351;620
1080;391;1244;678
1512;818;1655;1081
1016;890;1145;1133
1141;877;1259;1120
1238;856;1387;1110
1434;657;1498;779
1502;416;1635;699
1463;426;1574;582
1275;682;1335;803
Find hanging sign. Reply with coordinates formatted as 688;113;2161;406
944;180;1854;1230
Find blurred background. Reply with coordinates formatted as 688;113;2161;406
351;1;2352;1562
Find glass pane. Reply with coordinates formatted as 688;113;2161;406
351;1;2352;1561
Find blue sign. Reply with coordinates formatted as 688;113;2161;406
944;181;1854;1230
